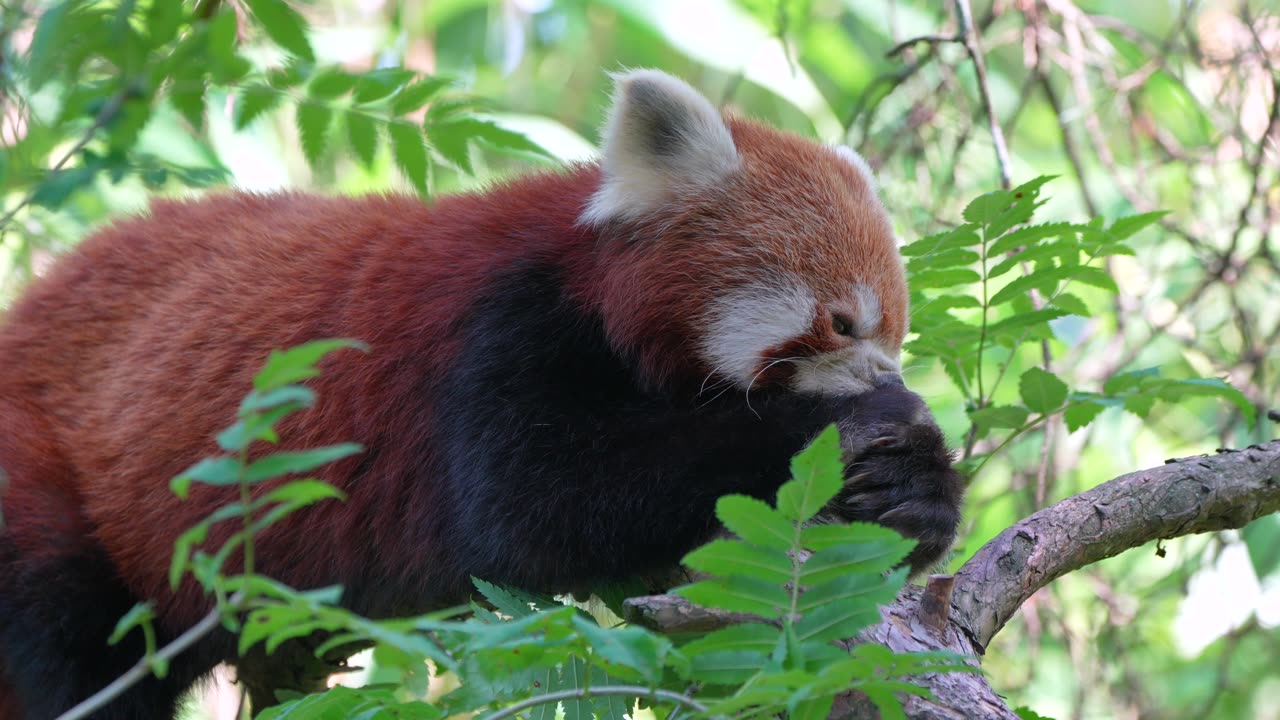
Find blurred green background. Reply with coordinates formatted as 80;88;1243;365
2;1;1278;718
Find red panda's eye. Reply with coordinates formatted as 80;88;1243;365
832;312;857;338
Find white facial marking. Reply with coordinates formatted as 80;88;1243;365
854;284;882;337
700;280;815;389
832;145;878;192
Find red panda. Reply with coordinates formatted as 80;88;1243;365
0;70;962;718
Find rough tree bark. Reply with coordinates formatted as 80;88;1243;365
625;438;1280;719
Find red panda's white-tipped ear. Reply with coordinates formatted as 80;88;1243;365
581;70;740;226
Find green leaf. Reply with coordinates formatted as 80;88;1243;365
389;122;430;193
777;425;843;523
109;602;155;645
713;495;795;550
905;248;979;272
1063;399;1109;432
899;226;981;256
907;268;981;290
686;650;772;685
254;339;365;392
589;666;634;720
260;479;346;508
570;617;669;684
353;69;417;103
169;523;209;589
392;77;453;115
296;103;333;167
245;444;363;482
675;576;788;618
1244;515;1280;578
171;457;241;496
799;521;907;552
245;0;315;61
1019;368;1068;414
308;69;357;99
797;567;904;613
683;540;792;584
239;385;315;414
969;405;1030;432
988;222;1082;256
235;86;281;130
1051;292;1090;317
470;578;548;618
146;0;185;47
345;112;380;169
799;539;913;585
985;308;1070;337
680;623;780;656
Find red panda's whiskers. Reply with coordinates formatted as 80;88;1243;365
743;356;803;418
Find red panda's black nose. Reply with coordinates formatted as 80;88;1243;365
875;373;905;388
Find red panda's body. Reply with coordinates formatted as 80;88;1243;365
0;72;962;718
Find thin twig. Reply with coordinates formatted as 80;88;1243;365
955;0;1013;188
0;89;130;232
55;593;243;720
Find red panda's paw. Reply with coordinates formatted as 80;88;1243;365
827;418;965;576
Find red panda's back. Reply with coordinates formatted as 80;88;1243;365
0;175;599;612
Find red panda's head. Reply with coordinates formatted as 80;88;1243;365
579;70;907;397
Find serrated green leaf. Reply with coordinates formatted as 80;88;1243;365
986;309;1069;338
392;77;453;115
989;266;1076;306
899;226;981;256
778;425;843;522
1051;292;1090;316
146;0;185;47
798;567;904;613
1063;399;1108;432
905;247;980;272
296;103;332;167
260;479;346;508
245;444;363;482
571;617;668;684
969;405;1030;431
109;602;155;645
1156;377;1256;425
470;578;547;618
171;457;241;495
680;623;780;656
235;86;281;129
687;650;771;685
909;268;981;289
308;69;356;99
1107;211;1168;241
683;539;792;584
1244;515;1280;578
799;521;905;552
245;0;314;61
989;240;1080;279
1019;368;1068;414
713;495;795;550
390;122;430;193
589;666;633;720
988;222;1082;256
799;539;912;585
254;339;365;392
353;68;417;104
346;112;379;169
675;576;788;618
